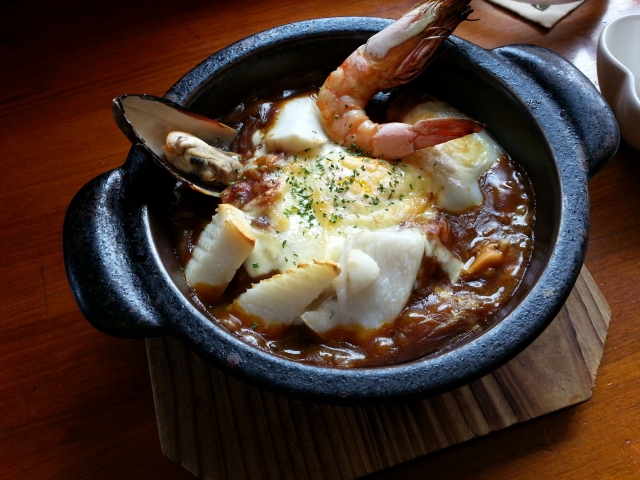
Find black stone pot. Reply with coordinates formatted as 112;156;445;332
63;18;619;405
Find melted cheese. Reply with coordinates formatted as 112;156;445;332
401;101;502;213
243;141;434;277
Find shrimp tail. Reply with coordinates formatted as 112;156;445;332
371;117;483;159
412;117;484;149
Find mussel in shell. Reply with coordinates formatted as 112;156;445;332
112;94;240;196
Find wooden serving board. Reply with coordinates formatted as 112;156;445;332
145;266;611;480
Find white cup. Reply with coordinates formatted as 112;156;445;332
597;14;640;151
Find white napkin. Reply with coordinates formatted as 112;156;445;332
485;0;586;28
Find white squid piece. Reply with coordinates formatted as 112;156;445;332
301;230;426;333
235;260;341;326
185;204;255;303
264;96;329;153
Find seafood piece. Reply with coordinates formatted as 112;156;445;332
424;232;465;283
302;230;426;333
316;0;482;159
264;96;329;153
463;241;506;280
398;100;502;213
234;260;341;326
112;94;239;195
339;248;380;298
165;132;241;185
185;204;255;303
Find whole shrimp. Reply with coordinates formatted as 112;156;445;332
316;0;482;159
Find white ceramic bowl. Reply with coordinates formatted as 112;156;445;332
597;14;640;151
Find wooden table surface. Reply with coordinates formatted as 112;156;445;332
2;0;640;478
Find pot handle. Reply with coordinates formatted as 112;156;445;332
493;44;619;179
63;152;166;338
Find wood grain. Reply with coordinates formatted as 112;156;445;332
2;0;640;479
145;268;609;480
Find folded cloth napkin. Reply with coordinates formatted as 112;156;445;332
486;0;586;28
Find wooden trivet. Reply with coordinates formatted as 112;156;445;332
146;266;611;480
